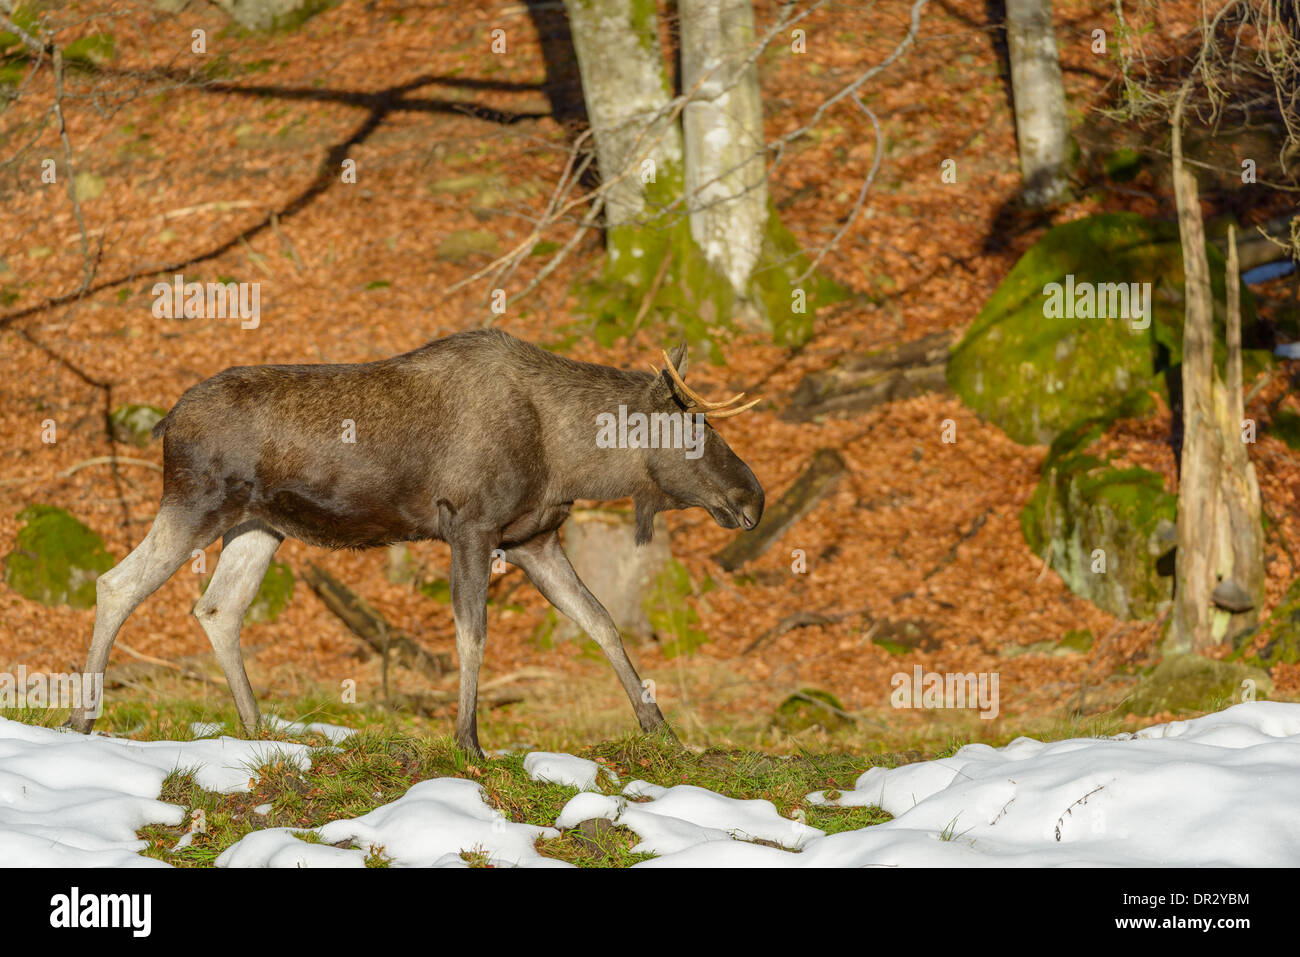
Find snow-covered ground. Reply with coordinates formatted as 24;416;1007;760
2;702;1299;867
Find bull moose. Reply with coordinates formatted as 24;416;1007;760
68;329;764;754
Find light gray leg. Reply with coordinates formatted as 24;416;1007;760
449;531;493;756
68;505;214;733
507;531;671;736
193;520;282;735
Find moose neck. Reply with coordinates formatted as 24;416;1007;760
536;371;660;508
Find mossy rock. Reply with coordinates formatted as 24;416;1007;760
948;212;1256;445
211;0;337;31
1267;408;1300;451
428;173;498;196
1058;628;1095;653
1229;575;1300;669
419;578;451;604
239;560;294;624
3;506;114;609
1125;655;1271;716
436;229;498;263
871;618;939;656
1003;628;1096;657
642;558;707;659
427;174;540;211
1022;421;1177;620
774;688;852;733
1102;148;1144;182
530;607;561;651
109;403;165;448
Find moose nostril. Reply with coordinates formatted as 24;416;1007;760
740;503;761;530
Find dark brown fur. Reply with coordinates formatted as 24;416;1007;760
73;329;764;753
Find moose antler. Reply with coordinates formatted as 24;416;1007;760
660;350;762;417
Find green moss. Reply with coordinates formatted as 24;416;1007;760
1103;147;1144;182
63;32;115;67
243;560;294;624
1021;424;1176;620
1268;408;1300;450
419;578;451;604
774;689;852;733
1125;655;1271;716
569;170;846;354
530;607;559;650
436;230;498;263
4;506;115;609
642;558;707;658
871;637;912;656
948;213;1256;445
109;403;165;448
626;0;663;67
748;200;850;346
1229;575;1300;668
1059;628;1095;653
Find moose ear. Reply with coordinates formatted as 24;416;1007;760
655;340;693;407
666;341;688;378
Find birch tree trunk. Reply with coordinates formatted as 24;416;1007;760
1005;0;1070;206
679;0;770;296
1168;106;1265;654
562;0;683;239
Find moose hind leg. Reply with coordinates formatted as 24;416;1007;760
448;531;494;757
69;504;216;733
507;531;671;737
194;520;282;735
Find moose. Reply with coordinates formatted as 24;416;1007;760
68;329;764;754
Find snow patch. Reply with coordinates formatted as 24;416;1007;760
7;703;1300;868
523;751;617;791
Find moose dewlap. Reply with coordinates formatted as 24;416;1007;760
68;330;764;754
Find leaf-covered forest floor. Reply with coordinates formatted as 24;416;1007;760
1;0;1298;755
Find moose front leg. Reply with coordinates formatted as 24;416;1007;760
507;531;674;739
448;531;494;757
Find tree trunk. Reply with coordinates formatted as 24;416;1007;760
1213;225;1266;644
562;0;683;239
1169;108;1221;654
1168;107;1265;653
1005;0;1070;206
679;0;770;296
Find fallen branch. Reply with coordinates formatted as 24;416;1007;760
920;507;992;581
59;456;162;478
782;332;952;421
713;448;847;571
741;607;869;656
301;562;452;681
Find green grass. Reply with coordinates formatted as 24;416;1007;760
133;725;898;867
2;677;1199;867
2;696;904;867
